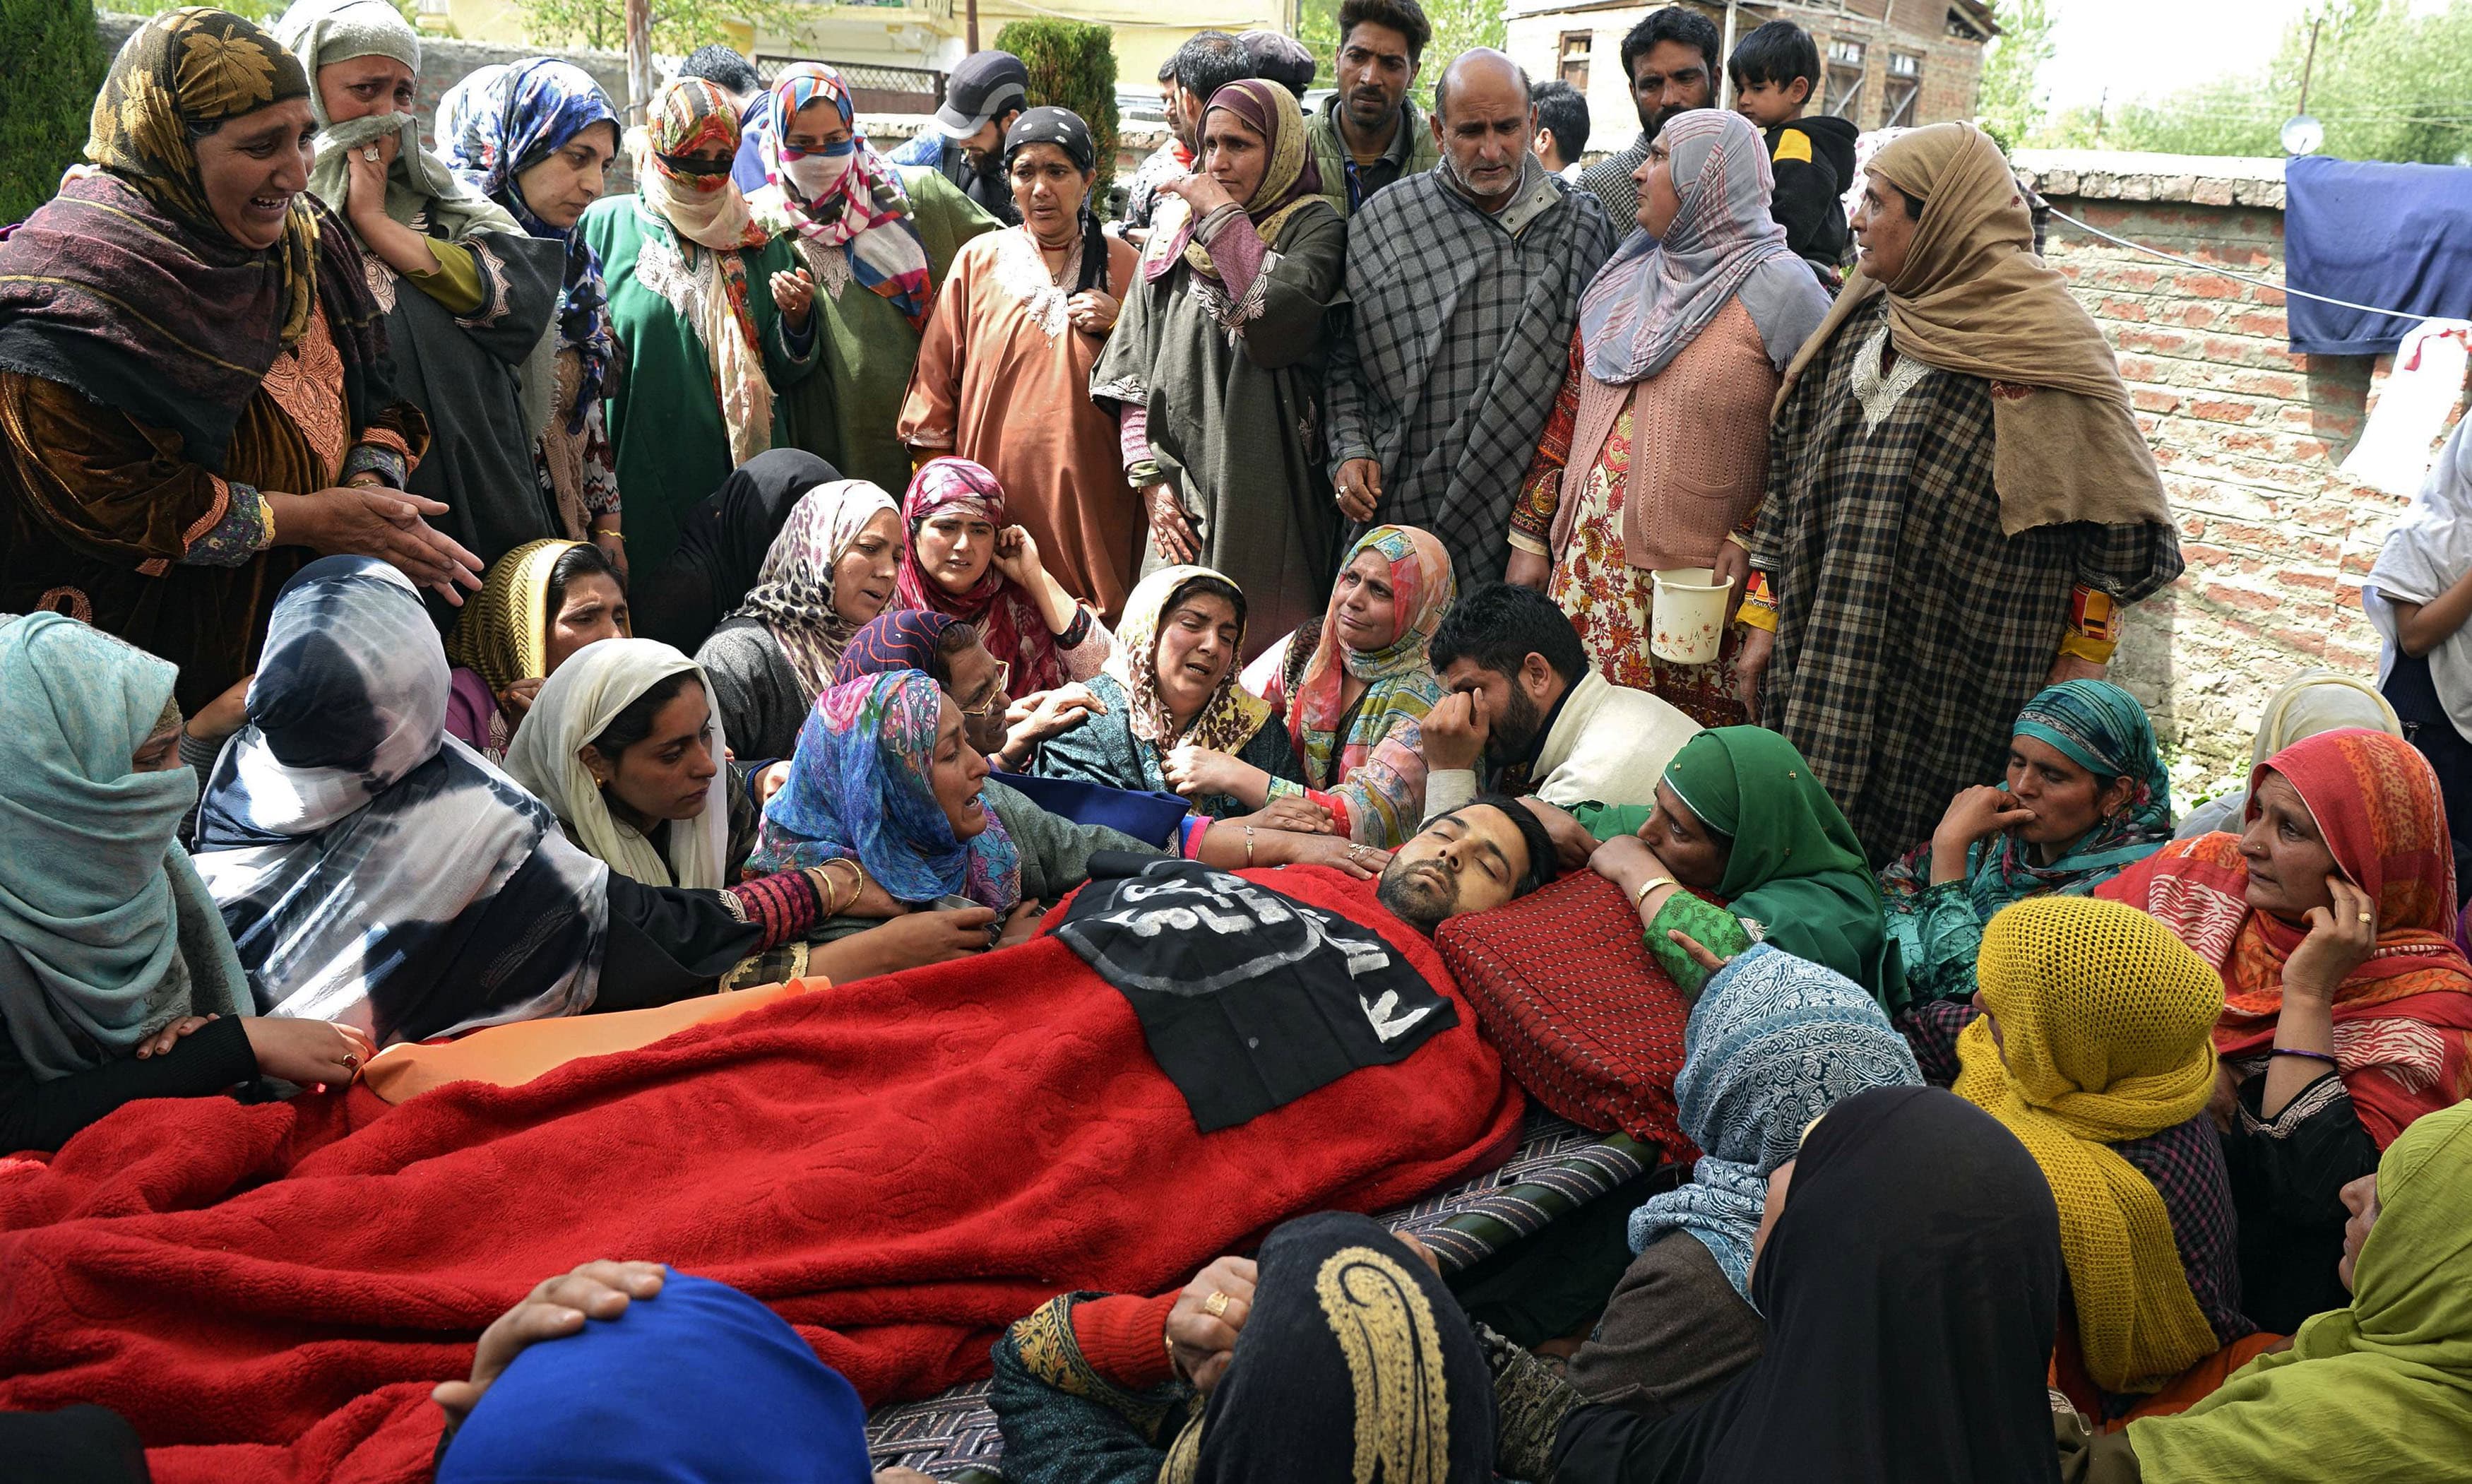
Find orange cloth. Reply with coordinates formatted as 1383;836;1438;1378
2115;1331;2288;1426
360;979;824;1104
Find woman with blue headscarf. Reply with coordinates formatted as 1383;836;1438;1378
439;57;629;562
1880;678;2175;1005
0;613;369;1151
1563;944;1923;1417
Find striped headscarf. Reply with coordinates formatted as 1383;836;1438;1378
757;62;934;331
728;479;900;703
445;538;605;694
836;610;959;684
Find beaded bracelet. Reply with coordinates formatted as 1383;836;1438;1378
2270;1046;2340;1067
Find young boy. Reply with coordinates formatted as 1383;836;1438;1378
1728;20;1857;283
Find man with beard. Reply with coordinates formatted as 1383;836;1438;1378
1121;31;1255;233
1305;0;1442;216
1326;49;1615;595
1418;582;1699;825
889;50;1030;225
1578;5;1720;227
1375;793;1564;933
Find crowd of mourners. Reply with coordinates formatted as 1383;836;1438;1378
2;0;2470;1480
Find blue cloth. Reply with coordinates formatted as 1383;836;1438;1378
1626;944;1923;1303
989;771;1191;850
437;1269;872;1483
889;129;950;170
749;670;1023;909
731;95;772;193
2284;155;2472;355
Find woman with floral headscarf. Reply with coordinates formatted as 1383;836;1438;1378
1881;678;2175;1005
1183;525;1456;847
2098;728;2472;1333
1511;109;1829;727
894;457;1113;702
578;76;819;583
437;57;629;563
0;8;458;716
273;0;574;581
1091;78;1348;648
749;61;998;492
694;477;902;761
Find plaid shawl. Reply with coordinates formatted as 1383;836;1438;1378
0;8;391;472
1324;166;1615;591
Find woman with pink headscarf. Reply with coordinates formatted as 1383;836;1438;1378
893;456;1113;703
1510;108;1829;727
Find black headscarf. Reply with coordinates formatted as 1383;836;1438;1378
1552;1086;2064;1484
630;449;840;652
1003;106;1110;296
1184;1211;1495;1483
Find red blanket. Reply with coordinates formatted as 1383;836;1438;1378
0;868;1521;1483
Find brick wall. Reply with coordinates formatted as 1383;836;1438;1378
2015;150;2458;800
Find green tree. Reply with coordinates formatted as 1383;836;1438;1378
1975;0;2056;149
1297;0;1507;107
511;0;806;57
0;0;107;225
2033;0;2472;163
993;18;1119;194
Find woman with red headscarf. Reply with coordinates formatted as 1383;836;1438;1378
2099;727;2472;1332
893;457;1112;702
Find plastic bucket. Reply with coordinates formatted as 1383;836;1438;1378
1649;567;1733;665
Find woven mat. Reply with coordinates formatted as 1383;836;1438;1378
863;1107;1654;1478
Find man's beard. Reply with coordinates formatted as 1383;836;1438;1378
1376;859;1455;933
1644;98;1702;138
1483;683;1546;767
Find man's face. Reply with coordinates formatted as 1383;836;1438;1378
1630;37;1713;137
1174;83;1209;153
1376;805;1535;932
1434;66;1533;206
1437;655;1555;765
1336;21;1417;134
958;113;1008;170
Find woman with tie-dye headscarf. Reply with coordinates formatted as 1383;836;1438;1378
577;76;820;586
749;61;999;491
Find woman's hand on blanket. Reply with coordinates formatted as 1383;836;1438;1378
431;1261;667;1430
136;1015;218;1059
1664;928;1733;976
857;906;1002;973
241;1016;375;1088
996;899;1046;949
1167;1254;1258;1394
1143;483;1201;564
1235;796;1337;834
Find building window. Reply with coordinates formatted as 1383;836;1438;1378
1559;31;1591;92
1825;38;1865;120
1886;51;1923;126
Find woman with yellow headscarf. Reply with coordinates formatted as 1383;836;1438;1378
443;537;630;759
1091;78;1350;649
1733;121;2184;867
1914;894;2252;1414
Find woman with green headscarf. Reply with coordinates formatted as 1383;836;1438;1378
2054;1098;2472;1483
1574;726;1903;1005
0;614;372;1153
1881;678;2175;1006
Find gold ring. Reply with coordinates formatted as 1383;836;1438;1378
1202;1290;1230;1318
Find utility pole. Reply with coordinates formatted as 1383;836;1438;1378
1719;1;1740;108
2297;16;2322;117
966;0;979;52
625;0;653;126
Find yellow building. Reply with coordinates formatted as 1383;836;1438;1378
415;0;1290;94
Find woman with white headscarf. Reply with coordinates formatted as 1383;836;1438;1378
2366;415;2472;892
273;0;569;578
2173;670;2404;840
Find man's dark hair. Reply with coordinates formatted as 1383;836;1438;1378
1728;20;1820;95
1427;581;1587;689
1158;54;1178;83
1453;793;1563;894
678;45;762;100
1620;5;1722;82
1338;0;1434;65
1174;30;1256;107
1530;78;1590;162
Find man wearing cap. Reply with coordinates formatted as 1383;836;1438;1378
1240;28;1317;97
890;50;1030;225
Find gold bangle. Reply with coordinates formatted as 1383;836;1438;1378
1634;876;1676;910
595;528;624;542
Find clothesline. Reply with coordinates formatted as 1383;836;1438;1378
2043;203;2444;323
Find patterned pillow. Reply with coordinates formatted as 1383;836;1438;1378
1434;872;1698;1162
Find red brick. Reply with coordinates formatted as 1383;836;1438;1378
2132;388;2182;414
2189;398;2260;425
2203;583;2280;615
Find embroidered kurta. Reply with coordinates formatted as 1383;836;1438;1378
0;308;426;713
1092;203;1350;650
576;194;818;583
1752;295;2183;864
1324;167;1617;593
900;227;1143;617
757;165;998;493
